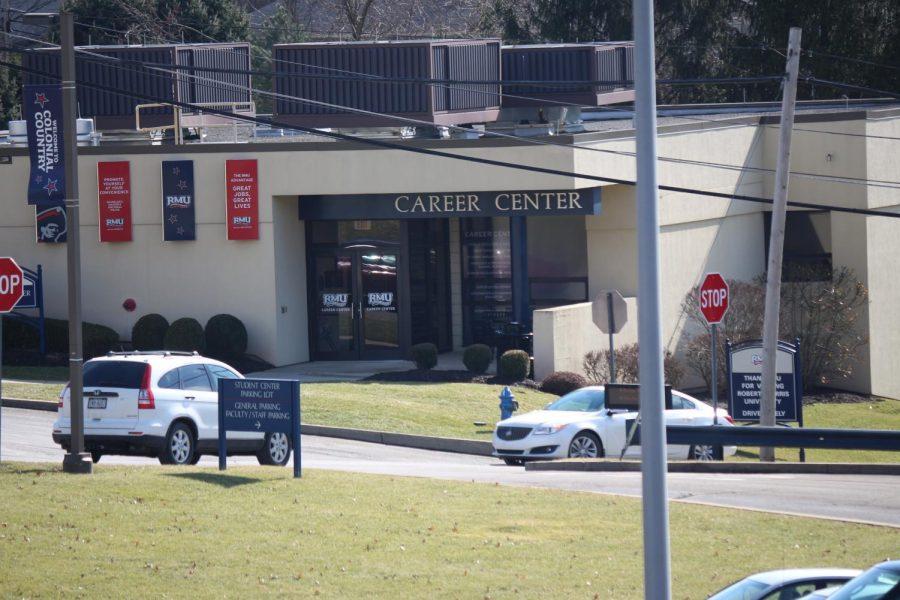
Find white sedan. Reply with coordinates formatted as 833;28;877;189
492;386;737;465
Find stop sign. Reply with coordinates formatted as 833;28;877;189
0;257;24;314
699;272;729;324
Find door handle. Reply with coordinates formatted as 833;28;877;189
184;396;195;400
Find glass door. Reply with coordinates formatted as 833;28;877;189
358;251;400;357
312;252;357;359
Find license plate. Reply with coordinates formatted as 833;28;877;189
87;397;107;409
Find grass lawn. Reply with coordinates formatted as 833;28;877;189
0;463;896;599
1;365;69;382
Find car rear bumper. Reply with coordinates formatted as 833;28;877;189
53;433;165;457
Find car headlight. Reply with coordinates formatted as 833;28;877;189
532;424;568;436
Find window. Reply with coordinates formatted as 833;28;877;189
527;215;589;309
671;395;689;410
158;369;180;389
178;364;213;392
764;211;832;282
760;583;816;600
545;389;605;412
83;361;147;389
207;365;240;389
461;217;512;345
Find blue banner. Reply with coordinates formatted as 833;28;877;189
24;85;66;207
161;160;196;241
35;202;67;243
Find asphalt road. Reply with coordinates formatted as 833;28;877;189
3;407;900;527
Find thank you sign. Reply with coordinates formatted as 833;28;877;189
24;85;66;207
218;378;301;477
727;340;802;423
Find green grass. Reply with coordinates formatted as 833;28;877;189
0;463;895;599
1;365;69;382
733;398;900;463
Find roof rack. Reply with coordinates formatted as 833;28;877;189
105;350;199;357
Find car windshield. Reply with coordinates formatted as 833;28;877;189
83;361;147;389
545;389;604;412
828;567;900;600
707;578;770;600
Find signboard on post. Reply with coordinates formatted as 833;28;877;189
593;290;627;382
727;339;802;423
24;85;66;207
699;273;729;428
218;378;301;478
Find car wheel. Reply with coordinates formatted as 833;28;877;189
502;458;525;466
189;453;202;465
568;432;603;459
90;451;102;464
159;422;196;465
257;432;291;466
689;444;721;461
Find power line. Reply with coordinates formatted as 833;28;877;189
804;49;900;73
4;57;900;221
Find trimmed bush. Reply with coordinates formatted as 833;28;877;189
499;349;530;381
2;317;39;351
132;314;169;351
2;317;119;359
540;371;588;396
410;342;438;370
204;314;248;361
463;343;492;374
163;318;205;353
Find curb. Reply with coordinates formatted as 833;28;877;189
524;459;900;476
2;398;58;412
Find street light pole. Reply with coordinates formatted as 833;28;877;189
59;10;91;474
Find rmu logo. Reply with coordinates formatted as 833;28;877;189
232;216;252;225
322;293;349;308
105;218;124;227
752;353;763;366
368;292;394;307
166;195;191;208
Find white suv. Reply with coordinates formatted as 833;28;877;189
52;351;293;466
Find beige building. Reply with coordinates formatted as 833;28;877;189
1;104;898;398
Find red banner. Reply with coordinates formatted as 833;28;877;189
97;161;132;242
226;159;259;240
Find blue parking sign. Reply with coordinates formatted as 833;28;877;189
218;378;301;477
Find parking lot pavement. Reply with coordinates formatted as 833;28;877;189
4;406;900;526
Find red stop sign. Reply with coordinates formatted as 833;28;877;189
699;272;729;324
0;257;24;314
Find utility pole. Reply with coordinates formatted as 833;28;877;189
634;0;671;597
759;27;802;462
59;10;91;474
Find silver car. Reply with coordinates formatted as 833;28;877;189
709;569;862;600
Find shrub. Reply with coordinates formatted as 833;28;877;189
540;371;587;396
499;349;530;381
410;342;438;370
163;318;205;353
132;314;169;351
204;314;248;361
42;318;120;359
2;317;39;351
463;343;493;374
583;344;683;387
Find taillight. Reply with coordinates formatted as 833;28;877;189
138;365;155;409
58;383;69;408
724;414;735;425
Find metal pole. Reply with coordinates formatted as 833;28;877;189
760;28;802;462
0;317;3;463
634;0;671;595
712;324;718;426
607;292;616;383
60;11;91;474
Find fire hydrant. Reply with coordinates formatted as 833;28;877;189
499;386;519;421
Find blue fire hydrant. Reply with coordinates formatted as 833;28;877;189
499;386;519;421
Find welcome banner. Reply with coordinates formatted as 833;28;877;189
225;159;259;240
24;84;66;207
98;161;133;242
161;160;196;241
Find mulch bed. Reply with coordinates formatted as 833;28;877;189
363;369;540;389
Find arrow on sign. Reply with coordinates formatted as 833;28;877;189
255;421;261;430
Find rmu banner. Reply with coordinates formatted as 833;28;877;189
24;85;66;207
225;159;259;240
97;161;133;242
161;160;196;241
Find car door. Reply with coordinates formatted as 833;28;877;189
177;364;219;441
204;364;260;443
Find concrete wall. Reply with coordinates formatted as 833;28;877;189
273;198;309;365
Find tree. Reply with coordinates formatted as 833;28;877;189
250;1;305;112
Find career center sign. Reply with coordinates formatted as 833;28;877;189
727;340;802;423
299;187;601;220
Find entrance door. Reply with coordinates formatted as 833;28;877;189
311;248;400;360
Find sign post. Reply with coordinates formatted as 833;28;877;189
699;273;729;426
592;290;627;383
0;257;26;463
218;378;302;478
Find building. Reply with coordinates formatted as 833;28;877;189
2;46;899;399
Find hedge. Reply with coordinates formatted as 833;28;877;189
132;314;169;351
163;318;206;353
204;314;248;361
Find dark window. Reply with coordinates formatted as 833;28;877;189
178;364;213;391
309;220;401;246
409;219;451;350
527;216;589;309
158;369;181;389
461;217;512;345
764;211;832;281
83;361;147;389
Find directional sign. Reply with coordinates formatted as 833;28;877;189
218;378;301;477
0;258;24;313
593;289;628;333
699;273;729;325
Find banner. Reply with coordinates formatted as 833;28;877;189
97;161;133;242
24;85;67;207
35;203;67;243
161;160;196;241
225;159;259;240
